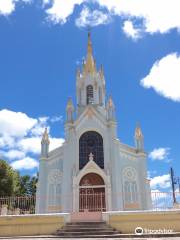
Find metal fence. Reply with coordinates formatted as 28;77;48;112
0;196;36;215
0;192;179;215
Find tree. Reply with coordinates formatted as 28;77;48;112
0;159;20;196
29;176;38;196
18;175;38;196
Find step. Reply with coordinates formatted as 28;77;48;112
61;225;112;229
66;221;106;225
55;221;121;238
57;230;120;235
55;233;126;238
60;227;115;232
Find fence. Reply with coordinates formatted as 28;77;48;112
0;196;36;215
0;192;180;215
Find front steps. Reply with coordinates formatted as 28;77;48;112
56;221;122;238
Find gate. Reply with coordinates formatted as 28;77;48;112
79;191;106;212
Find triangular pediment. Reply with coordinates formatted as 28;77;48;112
75;105;107;129
76;159;107;183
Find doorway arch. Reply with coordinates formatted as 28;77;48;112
79;173;106;212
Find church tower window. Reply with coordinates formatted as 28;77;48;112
79;131;104;169
86;85;94;104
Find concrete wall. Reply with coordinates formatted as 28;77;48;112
104;210;180;234
0;213;68;237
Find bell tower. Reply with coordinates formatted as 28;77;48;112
76;32;106;116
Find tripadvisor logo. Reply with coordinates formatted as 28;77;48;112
135;227;173;235
135;227;143;235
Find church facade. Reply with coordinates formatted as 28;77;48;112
36;33;152;214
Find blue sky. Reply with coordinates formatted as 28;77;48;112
0;0;180;193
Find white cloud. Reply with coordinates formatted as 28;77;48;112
1;0;180;37
122;20;141;40
141;53;180;102
30;117;49;137
11;157;39;170
45;0;84;24
18;137;42;154
75;7;111;28
96;0;180;34
149;148;170;161
50;115;63;123
150;174;171;189
0;109;37;139
0;109;64;172
0;0;15;15
0;0;31;16
0;150;25;160
49;137;64;151
18;136;64;154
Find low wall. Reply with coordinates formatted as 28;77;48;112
0;213;69;237
104;210;180;234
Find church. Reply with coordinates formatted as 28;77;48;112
36;33;152;214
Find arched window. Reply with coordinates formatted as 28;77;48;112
86;85;94;104
79;131;104;169
124;181;138;204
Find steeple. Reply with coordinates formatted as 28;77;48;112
41;128;50;145
83;32;96;75
41;128;50;158
66;97;74;123
135;123;144;151
76;32;106;116
106;96;115;121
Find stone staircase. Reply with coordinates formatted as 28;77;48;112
56;221;122;238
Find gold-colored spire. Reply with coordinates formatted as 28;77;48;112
83;32;96;74
66;97;74;111
76;67;80;77
135;123;143;139
41;128;50;144
100;64;104;76
107;95;115;109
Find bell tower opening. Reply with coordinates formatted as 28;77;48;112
86;85;94;104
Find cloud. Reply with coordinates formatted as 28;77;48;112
11;157;39;170
122;20;141;40
18;137;42;154
18;136;64;154
0;0;31;16
45;0;84;24
149;148;170;161
0;150;25;160
96;0;180;35
141;53;180;102
0;109;37;138
49;137;65;151
75;7;111;28
0;109;64;171
150;174;171;189
50;115;63;123
0;0;15;15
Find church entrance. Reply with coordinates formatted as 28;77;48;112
79;173;106;212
